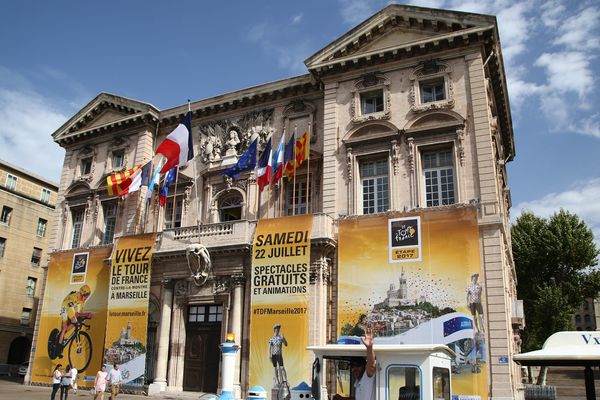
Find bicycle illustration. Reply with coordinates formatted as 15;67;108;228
48;316;93;372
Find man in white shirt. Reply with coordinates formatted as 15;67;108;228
70;367;78;393
107;363;122;399
333;329;376;400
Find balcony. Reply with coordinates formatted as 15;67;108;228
156;213;337;253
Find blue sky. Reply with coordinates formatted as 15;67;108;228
0;0;599;242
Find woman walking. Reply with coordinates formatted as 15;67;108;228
60;365;72;400
50;364;62;400
93;365;108;400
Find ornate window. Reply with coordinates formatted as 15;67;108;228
409;60;454;113
71;208;85;248
286;178;310;216
351;72;391;123
102;202;118;244
80;157;93;176
422;148;456;207
359;158;389;214
164;196;183;228
111;150;125;170
219;193;242;222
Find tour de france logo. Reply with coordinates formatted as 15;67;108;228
70;252;89;284
388;216;421;263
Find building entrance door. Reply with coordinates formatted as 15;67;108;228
183;304;223;392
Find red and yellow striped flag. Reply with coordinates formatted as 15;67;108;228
107;165;141;197
295;130;309;167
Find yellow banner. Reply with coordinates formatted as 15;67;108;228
250;215;313;399
104;233;156;386
31;247;112;386
338;208;488;398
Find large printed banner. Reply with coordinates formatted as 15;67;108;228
250;215;313;399
31;247;112;386
103;233;156;386
338;208;487;399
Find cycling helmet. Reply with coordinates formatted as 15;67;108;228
80;285;91;296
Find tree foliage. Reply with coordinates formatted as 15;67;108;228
512;209;600;352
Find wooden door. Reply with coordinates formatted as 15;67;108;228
183;304;222;392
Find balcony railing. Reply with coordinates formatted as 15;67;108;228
156;213;336;252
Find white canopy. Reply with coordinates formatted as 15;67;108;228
513;331;600;367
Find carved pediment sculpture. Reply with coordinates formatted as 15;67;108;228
198;109;274;163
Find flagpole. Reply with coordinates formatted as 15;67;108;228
292;125;297;216
187;101;202;237
171;167;179;228
305;123;311;215
144;121;160;233
279;130;284;217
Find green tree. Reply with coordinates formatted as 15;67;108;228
513;210;599;351
512;210;600;382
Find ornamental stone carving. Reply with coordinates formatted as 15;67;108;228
391;140;400;175
408;59;455;113
350;72;391;124
213;179;248;196
198;109;274;163
175;280;190;297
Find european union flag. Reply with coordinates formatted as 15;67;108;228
222;139;258;179
443;316;473;337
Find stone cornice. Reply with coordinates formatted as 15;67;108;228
308;25;493;73
159;75;319;125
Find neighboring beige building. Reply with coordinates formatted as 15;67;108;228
31;5;523;399
573;298;599;331
0;160;57;365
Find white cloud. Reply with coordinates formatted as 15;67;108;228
535;51;593;98
540;0;566;28
0;68;69;183
513;178;600;246
579;115;600;139
291;13;304;25
245;22;312;74
553;6;600;51
338;0;378;25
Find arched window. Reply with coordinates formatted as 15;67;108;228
575;315;582;323
219;193;242;222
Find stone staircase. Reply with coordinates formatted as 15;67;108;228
544;367;600;399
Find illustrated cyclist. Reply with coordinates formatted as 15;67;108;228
58;284;93;357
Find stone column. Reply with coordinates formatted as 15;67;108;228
167;280;188;392
148;280;173;395
230;274;245;397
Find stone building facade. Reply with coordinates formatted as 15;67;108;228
31;5;523;399
0;160;57;365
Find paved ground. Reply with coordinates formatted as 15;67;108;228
0;377;216;400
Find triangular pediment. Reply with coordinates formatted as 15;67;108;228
305;4;495;70
52;92;159;146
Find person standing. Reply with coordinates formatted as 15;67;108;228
332;329;377;400
466;273;484;333
70;366;78;393
60;365;72;400
268;323;288;386
108;363;122;399
93;365;108;400
50;364;62;400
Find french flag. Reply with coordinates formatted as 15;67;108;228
271;133;285;184
156;112;193;173
256;137;272;192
